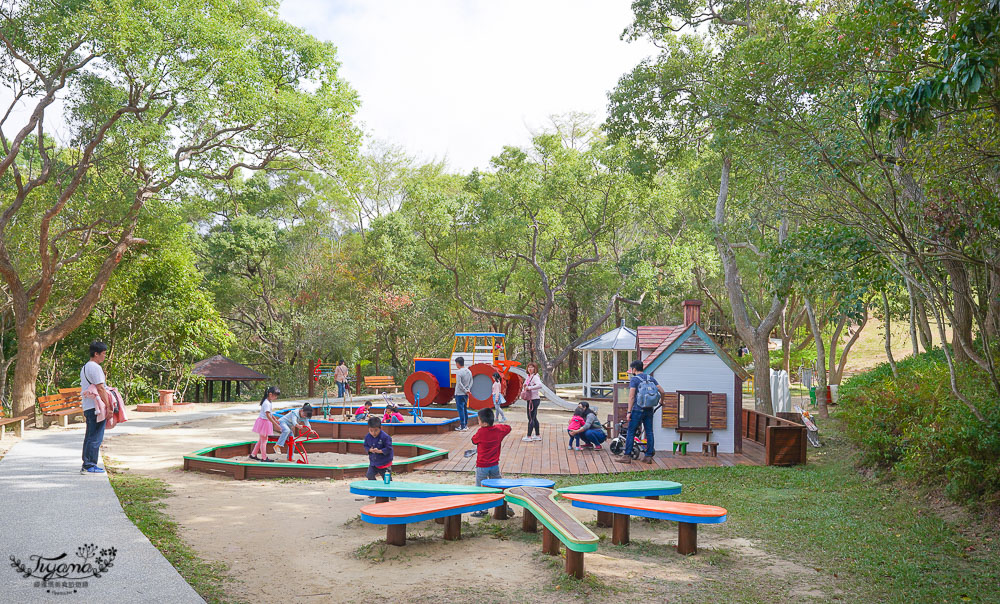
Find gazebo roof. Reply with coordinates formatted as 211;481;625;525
575;320;637;352
191;355;269;381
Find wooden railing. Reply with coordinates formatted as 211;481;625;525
741;408;807;466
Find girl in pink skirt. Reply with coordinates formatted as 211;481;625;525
250;386;281;462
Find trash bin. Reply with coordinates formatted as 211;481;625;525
809;386;816;405
809;386;833;406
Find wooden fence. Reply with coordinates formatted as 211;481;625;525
741;408;807;466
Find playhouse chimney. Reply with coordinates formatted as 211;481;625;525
682;299;702;327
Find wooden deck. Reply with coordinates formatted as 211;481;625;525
407;421;764;475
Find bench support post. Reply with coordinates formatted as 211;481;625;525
443;514;461;541
435;517;445;524
596;510;613;527
677;521;697;555
522;510;537;533
565;549;584;579
612;513;630;545
493;501;509;520
386;524;406;546
375;496;389;503
541;527;560;555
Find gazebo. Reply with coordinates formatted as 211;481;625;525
192;355;269;403
575;320;636;398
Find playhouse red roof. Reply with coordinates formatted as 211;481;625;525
637;325;687;365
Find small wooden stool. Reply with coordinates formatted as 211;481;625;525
702;441;719;457
672;441;689;455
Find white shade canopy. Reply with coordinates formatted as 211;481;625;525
575;320;637;352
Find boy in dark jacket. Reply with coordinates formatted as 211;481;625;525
363;416;394;480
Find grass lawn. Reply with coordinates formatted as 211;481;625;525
551;414;1000;602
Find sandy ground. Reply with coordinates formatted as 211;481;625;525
100;409;840;603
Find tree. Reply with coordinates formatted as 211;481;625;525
412;131;647;387
0;0;359;417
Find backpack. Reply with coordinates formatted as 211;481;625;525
635;374;660;409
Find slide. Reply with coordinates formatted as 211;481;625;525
508;366;579;411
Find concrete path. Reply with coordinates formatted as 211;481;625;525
0;401;287;604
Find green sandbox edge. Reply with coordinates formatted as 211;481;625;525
183;439;448;470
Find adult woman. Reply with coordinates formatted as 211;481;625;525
571;401;606;450
520;362;542;442
334;360;349;398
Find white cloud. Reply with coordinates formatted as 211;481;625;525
279;0;656;172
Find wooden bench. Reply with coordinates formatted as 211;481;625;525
0;406;29;440
38;388;84;427
481;477;555;520
364;376;401;393
360;493;504;545
349;480;501;503
503;486;599;579
561;493;727;555
557;480;683;527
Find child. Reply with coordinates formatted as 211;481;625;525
363;416;393;481
250;386;281;462
490;372;507;423
470;407;512;517
382;403;405;424
567;406;586;450
354;400;373;421
274;403;314;455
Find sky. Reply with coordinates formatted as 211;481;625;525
278;0;658;173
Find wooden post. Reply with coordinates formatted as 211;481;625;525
677;522;697;555
375;496;389;503
645;495;659;500
355;364;362;396
493;501;509;520
386;524;406;546
596;510;613;527
443;515;462;541
208;380;213;403
565;549;584;579
612;513;630;545
236;380;241;398
195;383;201;404
435;517;445;525
522;510;537;533
542;527;560;555
309;362;316;398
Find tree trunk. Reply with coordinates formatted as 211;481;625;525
831;307;869;386
804;299;829;419
943;258;975;363
11;331;43;420
712;155;784;416
567;296;580;383
882;290;898;379
907;281;920;356
987;255;1000;340
914;292;934;350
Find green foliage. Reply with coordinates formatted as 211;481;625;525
840;349;1000;502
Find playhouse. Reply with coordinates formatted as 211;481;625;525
638;300;749;454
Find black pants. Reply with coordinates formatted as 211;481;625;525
526;399;540;437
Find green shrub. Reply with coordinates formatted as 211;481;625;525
840;349;1000;503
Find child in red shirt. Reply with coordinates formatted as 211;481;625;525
470;408;512;517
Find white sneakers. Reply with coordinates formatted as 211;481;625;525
522;435;542;442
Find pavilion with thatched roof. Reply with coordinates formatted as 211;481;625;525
191;355;269;403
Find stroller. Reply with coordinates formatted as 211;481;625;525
607;403;661;459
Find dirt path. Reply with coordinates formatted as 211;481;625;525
103;412;839;603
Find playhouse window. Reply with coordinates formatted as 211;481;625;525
678;392;710;428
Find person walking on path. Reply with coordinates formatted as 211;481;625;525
334;360;349;398
620;360;666;464
520;362;542;442
80;341;112;474
454;356;472;431
250;386;281;462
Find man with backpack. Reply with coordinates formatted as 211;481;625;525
620;360;666;464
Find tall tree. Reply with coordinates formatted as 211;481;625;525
0;0;359;417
